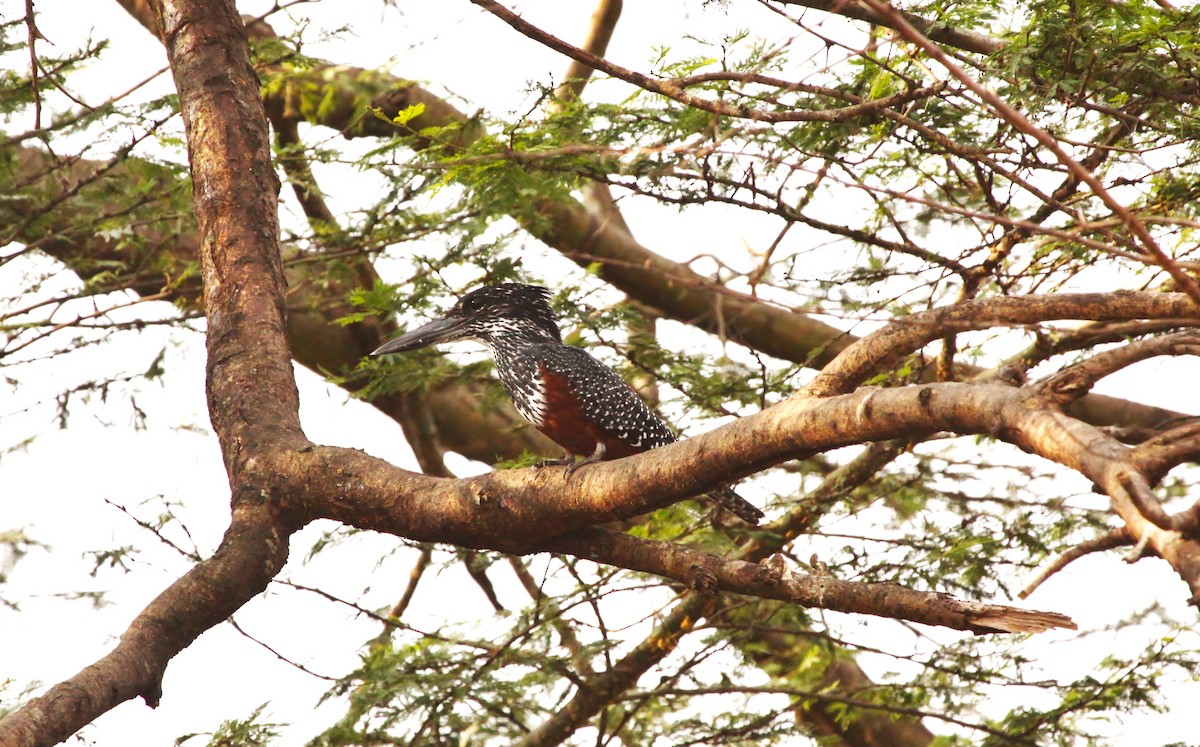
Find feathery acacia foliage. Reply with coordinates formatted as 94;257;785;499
2;1;1200;746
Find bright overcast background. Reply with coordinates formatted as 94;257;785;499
3;1;1200;745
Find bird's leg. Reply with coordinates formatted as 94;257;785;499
533;454;576;469
564;441;607;478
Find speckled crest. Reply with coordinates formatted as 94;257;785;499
450;283;561;344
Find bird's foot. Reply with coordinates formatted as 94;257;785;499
537;445;607;478
533;457;575;469
563;457;599;478
563;443;609;478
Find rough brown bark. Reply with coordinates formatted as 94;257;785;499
0;0;302;743
5;3;1199;745
279;377;1177;552
775;0;1003;56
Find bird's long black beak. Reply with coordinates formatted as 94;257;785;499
371;314;468;356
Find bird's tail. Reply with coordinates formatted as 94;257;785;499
705;486;764;525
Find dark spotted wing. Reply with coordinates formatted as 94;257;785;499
534;344;763;524
534;344;676;454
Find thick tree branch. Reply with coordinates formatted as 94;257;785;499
807;291;1200;397
0;1;304;745
772;0;1003;56
1133;421;1200;485
551;528;1074;633
1108;471;1200;537
291;371;1200;602
142;0;302;471
1040;330;1200;404
553;0;622;102
1016;319;1196;371
0;504;291;746
1096;465;1200;604
298;381;1135;549
552;0;635;241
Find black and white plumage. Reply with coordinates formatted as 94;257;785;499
372;283;764;525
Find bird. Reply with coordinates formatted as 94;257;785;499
371;282;764;525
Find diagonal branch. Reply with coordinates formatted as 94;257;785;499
551;527;1075;633
807;291;1200;397
858;0;1200;306
469;0;945;124
1020;528;1134;600
1133;421;1200;485
1039;330;1200;405
772;0;1003;56
553;0;623;102
0;505;292;746
515;440;917;747
551;0;636;240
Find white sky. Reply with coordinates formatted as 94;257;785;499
2;1;1200;745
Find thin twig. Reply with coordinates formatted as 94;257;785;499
228;616;338;680
470;0;943;124
858;0;1200;306
507;556;597;678
25;0;44;131
384;544;433;625
1019;528;1133;599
